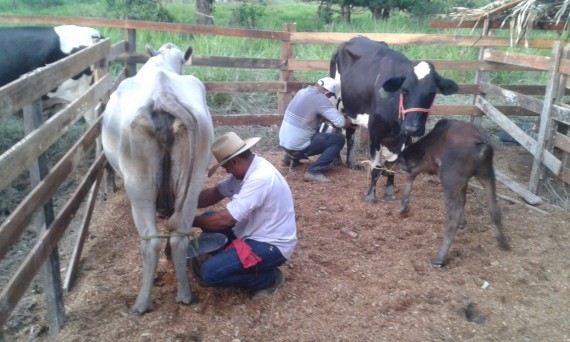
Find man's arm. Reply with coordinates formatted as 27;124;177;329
193;209;237;231
197;186;225;208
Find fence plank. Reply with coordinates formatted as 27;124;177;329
552;103;570;126
530;41;563;192
288;58;541;72
290;32;554;48
555;132;570;153
0;39;111;120
205;82;284;93
495;172;544;205
23;100;64;337
0;117;102;261
0;74;112;192
0;15;289;40
483;49;552;71
479;83;544;113
63;169;103;291
0;154;106;328
475;95;561;174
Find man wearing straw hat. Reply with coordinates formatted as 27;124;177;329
192;132;297;299
279;76;353;183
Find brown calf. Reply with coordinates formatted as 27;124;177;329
398;119;510;266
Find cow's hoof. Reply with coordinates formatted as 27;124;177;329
498;238;511;251
364;195;376;204
131;303;152;315
383;193;397;201
431;258;446;267
399;205;410;218
177;293;199;305
348;163;364;171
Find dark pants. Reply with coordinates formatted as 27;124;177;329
200;221;287;290
287;132;345;174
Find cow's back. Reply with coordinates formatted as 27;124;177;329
0;27;63;86
332;36;409;117
102;66;214;228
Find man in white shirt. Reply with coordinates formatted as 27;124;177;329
193;132;297;299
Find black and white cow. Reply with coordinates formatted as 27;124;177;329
398;119;511;266
0;25;102;123
330;36;459;203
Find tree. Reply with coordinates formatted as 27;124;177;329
196;0;215;25
105;0;174;21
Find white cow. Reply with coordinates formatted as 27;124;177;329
102;43;214;314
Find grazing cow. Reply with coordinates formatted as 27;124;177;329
398;119;511;266
102;43;214;314
0;25;102;123
330;36;459;202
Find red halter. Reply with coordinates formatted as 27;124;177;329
399;94;433;120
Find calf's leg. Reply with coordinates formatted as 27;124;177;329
433;192;464;267
399;172;417;217
383;161;397;201
478;175;511;251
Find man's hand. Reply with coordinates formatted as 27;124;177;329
343;116;353;129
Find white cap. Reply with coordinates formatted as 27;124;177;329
317;77;337;95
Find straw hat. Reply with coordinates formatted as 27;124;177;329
208;132;261;177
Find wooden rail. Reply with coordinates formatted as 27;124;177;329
1;15;569;340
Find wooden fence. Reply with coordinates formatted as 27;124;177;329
0;15;569;339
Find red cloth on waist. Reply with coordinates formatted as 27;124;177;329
225;238;262;268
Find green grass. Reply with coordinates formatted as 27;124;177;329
0;0;561;113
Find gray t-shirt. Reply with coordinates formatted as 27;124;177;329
279;86;345;151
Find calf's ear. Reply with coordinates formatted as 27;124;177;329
435;74;459;95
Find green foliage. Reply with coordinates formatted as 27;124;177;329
104;0;174;21
19;0;65;8
230;0;267;28
0;117;23;156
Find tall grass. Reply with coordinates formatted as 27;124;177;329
0;0;559;112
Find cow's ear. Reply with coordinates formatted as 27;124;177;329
184;46;193;62
436;74;459;95
146;45;158;57
383;76;406;92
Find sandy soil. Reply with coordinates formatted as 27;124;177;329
3;138;570;342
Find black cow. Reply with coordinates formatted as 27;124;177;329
0;25;102;123
398;119;511;266
330;36;459;203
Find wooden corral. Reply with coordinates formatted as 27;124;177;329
0;15;569;340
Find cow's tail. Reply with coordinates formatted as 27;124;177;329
153;87;212;233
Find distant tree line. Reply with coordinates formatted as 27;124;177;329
313;0;488;23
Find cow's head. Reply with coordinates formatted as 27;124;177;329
382;61;458;137
146;43;193;75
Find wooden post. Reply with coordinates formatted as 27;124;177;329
23;100;65;338
529;41;563;193
278;24;295;115
471;25;492;126
544;43;570;191
126;28;137;77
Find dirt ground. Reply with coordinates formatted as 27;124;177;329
3;133;570;342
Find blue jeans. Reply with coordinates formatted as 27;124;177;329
200;227;287;290
302;132;345;174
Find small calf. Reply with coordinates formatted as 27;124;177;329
398;119;510;266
